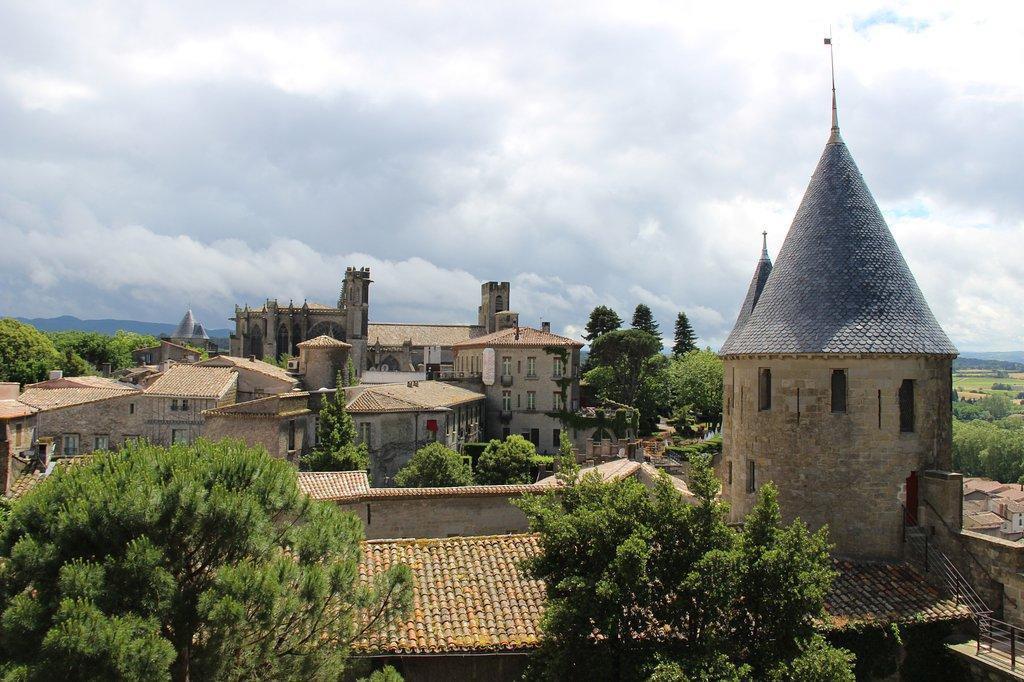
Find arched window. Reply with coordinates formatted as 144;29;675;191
291;324;302;356
248;326;264;360
276;324;289;361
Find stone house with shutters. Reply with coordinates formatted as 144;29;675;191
0;383;37;458
342;381;486;485
718;93;958;560
141;365;237;446
18;374;146;457
451;325;582;455
202;392;314;463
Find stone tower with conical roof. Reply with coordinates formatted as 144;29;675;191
718;94;957;560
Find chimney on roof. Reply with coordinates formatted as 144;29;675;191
541;321;551;333
49;370;63;381
0;383;18;401
100;362;112;377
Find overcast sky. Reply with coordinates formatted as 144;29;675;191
1;1;1022;350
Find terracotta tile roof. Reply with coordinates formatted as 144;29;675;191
533;459;641;488
203;392;311;419
144;365;237;399
356;534;544;655
964;511;1005;530
296;334;352;349
198;355;298;384
297;471;371;500
5;455;93;499
19;377;141;410
0;399;36;419
451;326;583;349
305;480;538;503
964;478;1012;495
354;535;968;656
367;323;485;348
824;559;971;629
345;381;485;414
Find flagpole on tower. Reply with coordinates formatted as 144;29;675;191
824;29;839;134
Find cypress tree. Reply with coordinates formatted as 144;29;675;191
630;303;660;337
673;311;698;355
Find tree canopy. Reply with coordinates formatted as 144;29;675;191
516;455;850;680
630;303;661;338
953;417;1024;483
48;330;161;373
302;384;369;472
668;349;725;431
672;312;697;356
583;305;623;342
0;318;62;386
475;435;536;485
0;439;412;681
394;442;473;487
585;329;668;434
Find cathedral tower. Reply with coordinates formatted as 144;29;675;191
719;86;957;560
478;281;511;334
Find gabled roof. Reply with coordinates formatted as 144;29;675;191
367;323;485;348
345;381;485;414
0;400;36;419
203;392;310;419
720;122;957;357
353;534;969;656
197;355;297;384
19;377;141;410
143;365;236;399
296;335;352;349
451;326;583;350
296;470;371;500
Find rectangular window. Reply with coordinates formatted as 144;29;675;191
358;422;372;445
831;369;847;413
501;356;512;376
501;391;512;411
553;357;564;378
181;398;189;411
553;392;564;411
502;427;511;439
63;434;79;456
288;420;296;451
553;428;561;447
527;357;536;377
170;399;179;412
129;402;135;414
527;391;536;411
14;423;22;444
758;368;772;411
93;435;109;451
899;379;915;433
530;429;540;447
727;460;733;485
171;428;188;445
747;460;756;493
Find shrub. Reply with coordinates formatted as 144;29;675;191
476;435;536;484
395;443;473;487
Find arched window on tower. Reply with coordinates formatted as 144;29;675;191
276;324;289;361
831;369;848;413
899;380;915;432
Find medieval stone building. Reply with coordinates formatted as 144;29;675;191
719;95;957;560
229;269;518;378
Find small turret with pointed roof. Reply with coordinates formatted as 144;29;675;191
722;231;773;350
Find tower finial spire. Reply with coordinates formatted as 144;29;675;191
825;30;838;135
761;230;768;259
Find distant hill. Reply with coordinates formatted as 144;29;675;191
954;357;1024;372
960;351;1024;366
13;315;232;343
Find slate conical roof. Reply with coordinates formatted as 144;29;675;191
173;310;198;340
722;234;773;351
720;127;956;357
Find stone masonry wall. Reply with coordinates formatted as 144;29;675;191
338;494;529;539
721;354;953;560
34;395;148;456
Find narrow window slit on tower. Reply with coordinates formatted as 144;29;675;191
796;388;801;424
831;369;848;413
877;390;882;429
899;380;915;433
758;368;771;411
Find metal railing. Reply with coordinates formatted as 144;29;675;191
976;614;1021;671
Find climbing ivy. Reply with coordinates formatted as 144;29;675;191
541;345;639;440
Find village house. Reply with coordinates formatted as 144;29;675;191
0;382;36;458
196;354;299;402
141;364;237;446
202;392;314;463
131;339;201;366
342;381;486;485
451;324;582;454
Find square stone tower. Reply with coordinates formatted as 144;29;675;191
478;281;511;334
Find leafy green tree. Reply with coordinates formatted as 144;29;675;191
672;312;697;356
58;348;95;376
362;665;404;681
979;393;1014;420
516;455;850;680
669;349;725;430
476;435;536;484
0;439;412;681
302;381;369;472
47;329;162;372
394;442;473;487
555;431;580;483
583;305;623;342
0;318;62;386
346;357;359;386
585;329;669;434
952;418;1024;482
630;303;660;338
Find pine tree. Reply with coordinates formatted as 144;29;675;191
630;303;660;337
302;377;368;471
583;305;623;342
673;311;697;355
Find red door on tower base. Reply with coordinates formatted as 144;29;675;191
905;471;919;526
